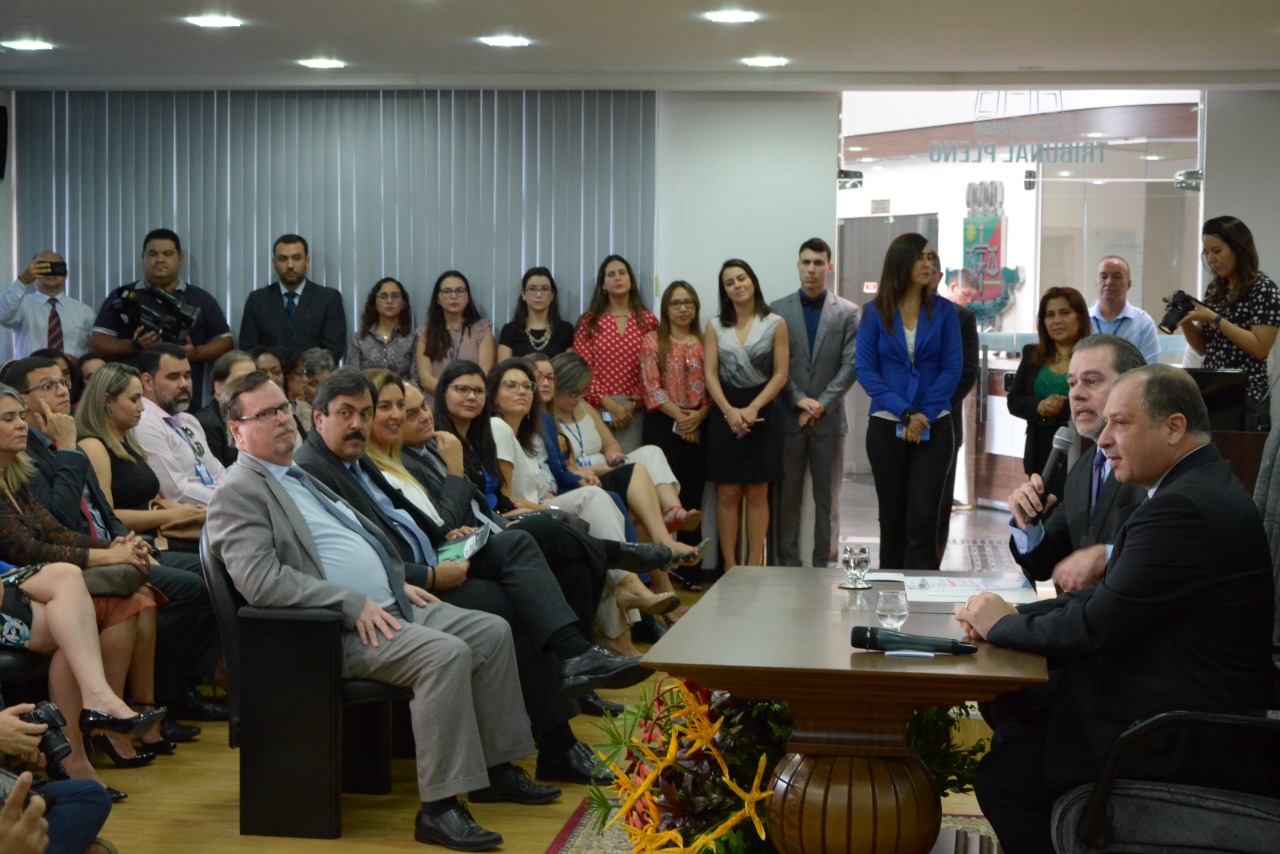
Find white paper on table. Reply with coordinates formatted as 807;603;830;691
901;575;1040;604
864;571;906;582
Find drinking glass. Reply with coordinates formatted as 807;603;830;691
838;544;872;590
876;591;909;629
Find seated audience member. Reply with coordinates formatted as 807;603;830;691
0;357;222;729
957;364;1277;853
296;368;652;783
0;251;96;360
1007;335;1148;591
209;371;568;850
0;555;158;839
495;267;576;361
194;350;257;467
132;344;225;504
73;356;107;407
300;346;335;404
238;233;347;362
90;228;233;405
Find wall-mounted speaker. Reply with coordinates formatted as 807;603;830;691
0;105;8;180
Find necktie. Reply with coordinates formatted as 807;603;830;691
286;466;414;617
1090;448;1107;511
47;298;63;351
285;291;298;323
348;462;438;565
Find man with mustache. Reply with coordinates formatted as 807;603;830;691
132;343;226;504
1006;334;1147;591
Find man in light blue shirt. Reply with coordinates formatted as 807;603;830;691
0;251;96;359
1088;256;1162;364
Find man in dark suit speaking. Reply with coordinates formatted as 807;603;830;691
1006;334;1148;591
958;364;1276;853
238;234;347;362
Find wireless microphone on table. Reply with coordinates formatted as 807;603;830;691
851;626;978;655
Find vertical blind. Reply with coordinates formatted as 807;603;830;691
13;89;656;349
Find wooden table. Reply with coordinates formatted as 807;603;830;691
643;566;1047;854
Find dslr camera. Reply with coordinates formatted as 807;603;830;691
1159;290;1197;334
19;701;72;764
108;285;201;345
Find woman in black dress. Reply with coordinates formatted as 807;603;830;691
496;267;575;361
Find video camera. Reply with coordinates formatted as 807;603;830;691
108;285;201;345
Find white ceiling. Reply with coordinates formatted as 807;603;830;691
2;1;1280;92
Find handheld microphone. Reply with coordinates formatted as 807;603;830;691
851;626;978;655
1026;426;1077;524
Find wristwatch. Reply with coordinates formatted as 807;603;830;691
1211;314;1224;327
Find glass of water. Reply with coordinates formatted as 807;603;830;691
876;591;909;629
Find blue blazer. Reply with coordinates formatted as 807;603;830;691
855;294;962;421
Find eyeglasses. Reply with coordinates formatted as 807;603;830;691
232;401;296;423
180;425;207;458
524;285;553;295
562;388;584;399
376;292;404;301
499;380;536;393
668;299;697;310
448;384;486;398
25;378;71;395
438;287;469;298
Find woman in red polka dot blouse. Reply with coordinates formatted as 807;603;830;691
572;255;658;451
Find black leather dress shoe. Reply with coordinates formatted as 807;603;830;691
159;718;202;743
536;741;613;786
469;763;560;804
578;691;625;717
559;646;649;697
414;802;503;851
176;687;229;722
609;542;674;573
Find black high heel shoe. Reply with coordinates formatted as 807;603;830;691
79;707;167;739
46;759;127;801
86;734;156;769
132;703;180;754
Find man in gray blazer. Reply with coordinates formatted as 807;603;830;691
238;234;347;362
207;371;558;850
771;238;859;566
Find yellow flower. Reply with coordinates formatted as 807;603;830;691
606;732;681;829
721;753;773;839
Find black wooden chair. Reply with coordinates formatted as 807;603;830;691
200;531;412;838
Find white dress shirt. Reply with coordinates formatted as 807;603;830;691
0;281;96;358
134;396;226;504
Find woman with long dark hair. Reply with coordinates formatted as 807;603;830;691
415;270;496;402
496;267;575;361
1180;215;1280;431
855;234;961;570
572;255;658;450
345;277;419;381
1008;286;1092;484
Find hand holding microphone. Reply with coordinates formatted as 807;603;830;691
1021;426;1076;526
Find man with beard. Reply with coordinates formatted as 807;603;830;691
133;343;226;504
1006;334;1148;591
238;234;347;362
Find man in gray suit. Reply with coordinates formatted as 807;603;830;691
771;238;859;566
207;371;558;851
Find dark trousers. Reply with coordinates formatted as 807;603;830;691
501;516;607;639
865;415;955;570
148;563;220;708
974;717;1059;854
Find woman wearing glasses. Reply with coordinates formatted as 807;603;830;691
415;270;496;404
496;267;575;361
345;277;420;382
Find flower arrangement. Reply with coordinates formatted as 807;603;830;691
588;678;986;854
587;677;791;854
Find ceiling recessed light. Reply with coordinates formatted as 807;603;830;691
1084;132;1106;138
846;146;867;152
298;58;345;69
1056;170;1072;177
185;15;242;28
742;56;787;67
1141;155;1164;161
1;39;53;51
858;157;877;163
480;36;531;47
704;10;761;24
1091;180;1106;185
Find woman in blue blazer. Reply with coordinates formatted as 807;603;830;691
856;233;962;569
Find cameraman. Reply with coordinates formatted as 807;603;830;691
1179;215;1280;431
90;229;233;404
0;699;113;854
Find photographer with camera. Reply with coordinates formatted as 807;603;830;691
0;252;96;361
1;697;115;854
1174;215;1280;431
90;229;233;405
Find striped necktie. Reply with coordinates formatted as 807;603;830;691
47;298;63;351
